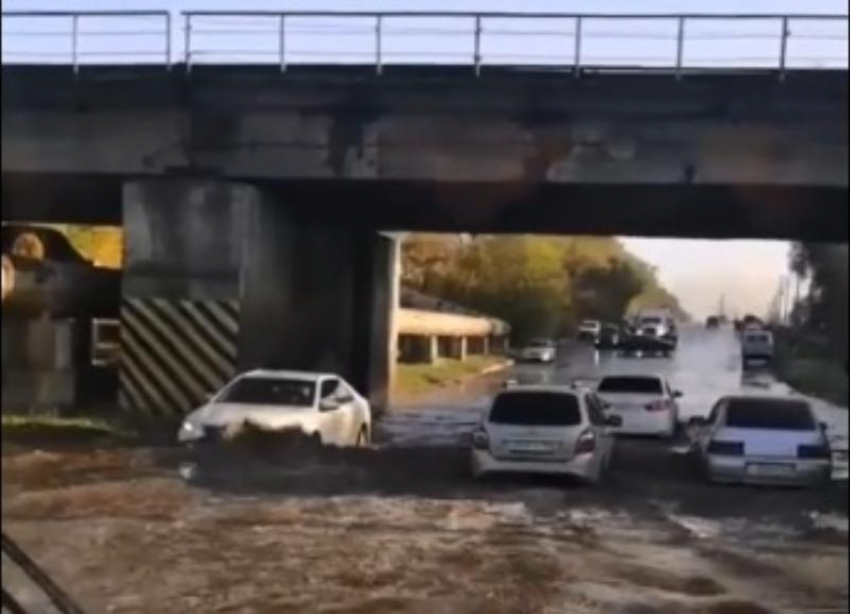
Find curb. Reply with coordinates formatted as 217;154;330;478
480;360;514;376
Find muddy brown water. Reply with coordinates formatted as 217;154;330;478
3;327;848;613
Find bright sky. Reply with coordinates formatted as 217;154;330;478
620;238;790;320
4;1;843;318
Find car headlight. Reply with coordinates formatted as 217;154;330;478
181;420;198;433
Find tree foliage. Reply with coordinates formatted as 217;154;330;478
789;242;848;361
402;234;685;342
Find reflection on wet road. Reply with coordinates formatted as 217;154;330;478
381;326;849;472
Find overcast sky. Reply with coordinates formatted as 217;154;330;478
4;1;843;318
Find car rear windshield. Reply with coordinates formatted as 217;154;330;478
745;333;772;343
641;317;663;325
724;399;815;430
489;392;581;426
598;377;663;394
219;378;316;407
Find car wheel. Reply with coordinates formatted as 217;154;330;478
355;425;370;448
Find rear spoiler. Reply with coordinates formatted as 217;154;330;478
2;532;87;614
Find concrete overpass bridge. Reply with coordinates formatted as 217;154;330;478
2;11;848;415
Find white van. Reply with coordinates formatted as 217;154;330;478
741;329;774;367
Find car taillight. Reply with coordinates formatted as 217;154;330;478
798;444;831;460
575;429;596;454
645;400;670;412
471;428;490;450
707;440;745;456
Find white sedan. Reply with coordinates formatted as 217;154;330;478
178;370;371;447
596;374;682;438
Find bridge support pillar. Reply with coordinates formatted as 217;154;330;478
120;179;396;416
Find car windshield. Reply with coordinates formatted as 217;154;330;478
218;378;316;407
489;392;581;426
598;377;663;394
724;399;816;431
528;340;552;347
641;317;663;325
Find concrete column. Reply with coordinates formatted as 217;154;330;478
121;180;251;416
482;335;490;356
122;179;396;415
458;336;468;361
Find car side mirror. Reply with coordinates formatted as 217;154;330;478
319;398;340;412
819;421;829;432
605;415;623;427
673;390;684;399
599;400;612;410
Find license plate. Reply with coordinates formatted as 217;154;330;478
509;441;553;452
746;463;795;477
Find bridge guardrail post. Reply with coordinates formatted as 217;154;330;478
474;15;482;76
279;14;287;73
165;12;172;70
376;15;383;75
675;16;686;79
184;13;192;74
779;16;790;81
573;16;583;77
71;14;79;75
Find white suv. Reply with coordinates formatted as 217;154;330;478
470;386;620;484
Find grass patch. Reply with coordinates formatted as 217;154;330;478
1;414;136;445
774;332;848;407
394;356;509;399
775;358;848;407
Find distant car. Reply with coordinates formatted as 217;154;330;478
618;332;676;357
596;375;682;438
470;386;620;483
689;396;832;486
594;324;621;350
517;339;557;363
706;316;720;329
741;329;774;367
578;320;602;341
178;370;372;447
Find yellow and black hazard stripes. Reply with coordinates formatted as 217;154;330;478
119;298;240;416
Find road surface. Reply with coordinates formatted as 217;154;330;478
2;325;848;614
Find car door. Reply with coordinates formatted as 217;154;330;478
317;378;350;446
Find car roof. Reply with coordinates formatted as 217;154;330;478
239;369;338;382
599;373;665;382
498;384;585;396
719;394;808;407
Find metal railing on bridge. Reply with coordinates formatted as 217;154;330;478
2;10;847;77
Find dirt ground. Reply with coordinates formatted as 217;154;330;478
2;437;848;614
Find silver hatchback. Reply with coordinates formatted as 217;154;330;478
689;396;832;487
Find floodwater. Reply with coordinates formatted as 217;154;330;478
2;326;848;614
